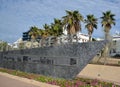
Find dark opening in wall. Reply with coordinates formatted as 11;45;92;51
23;56;28;62
70;58;76;65
17;57;22;62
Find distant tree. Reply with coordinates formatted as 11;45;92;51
0;41;8;51
84;14;98;41
29;26;40;48
29;26;40;41
43;24;50;30
43;24;51;37
51;18;63;37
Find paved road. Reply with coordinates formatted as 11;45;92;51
0;74;40;87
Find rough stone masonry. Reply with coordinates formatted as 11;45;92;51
0;41;107;79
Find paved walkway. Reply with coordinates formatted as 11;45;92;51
0;74;40;87
0;72;59;87
77;64;120;85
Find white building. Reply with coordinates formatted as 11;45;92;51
110;32;120;56
58;29;89;44
12;38;23;49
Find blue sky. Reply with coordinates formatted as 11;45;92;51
0;0;120;43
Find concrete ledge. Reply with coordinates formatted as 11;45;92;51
78;64;120;85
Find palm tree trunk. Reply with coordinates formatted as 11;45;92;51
103;40;109;65
105;32;110;40
68;34;72;43
104;31;112;64
89;32;92;42
31;39;34;48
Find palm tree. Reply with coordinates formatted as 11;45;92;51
43;24;50;30
29;26;40;41
84;14;98;41
51;18;63;37
62;10;83;42
29;26;40;48
101;10;115;40
43;24;51;37
38;29;46;47
100;11;115;64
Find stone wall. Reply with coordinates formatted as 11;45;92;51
0;41;107;79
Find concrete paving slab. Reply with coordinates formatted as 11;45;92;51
78;64;120;85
